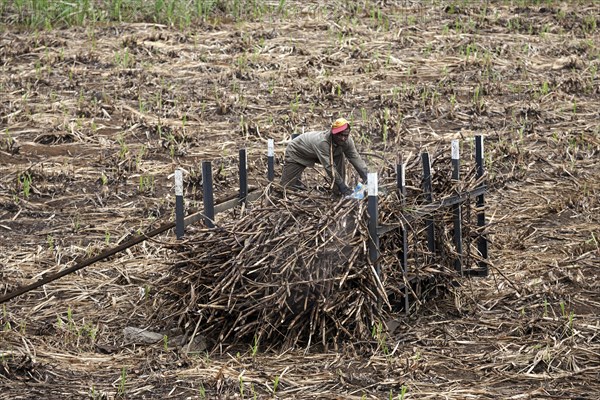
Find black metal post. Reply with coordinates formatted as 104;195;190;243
475;135;489;276
367;172;380;275
267;139;274;182
422;152;435;256
239;148;248;204
451;140;463;274
397;157;409;315
202;161;215;228
174;168;185;239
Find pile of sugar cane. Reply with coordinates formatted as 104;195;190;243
157;151;486;349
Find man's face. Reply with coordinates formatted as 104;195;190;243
332;128;350;145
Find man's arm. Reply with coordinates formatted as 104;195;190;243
344;138;368;182
314;140;350;193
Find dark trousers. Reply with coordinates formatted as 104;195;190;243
280;161;305;187
280;156;346;192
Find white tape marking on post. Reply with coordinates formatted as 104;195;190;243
367;172;378;196
451;139;460;160
268;139;274;157
401;163;406;187
175;169;183;196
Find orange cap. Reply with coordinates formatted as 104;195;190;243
331;118;350;134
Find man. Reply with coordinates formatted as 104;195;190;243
280;118;368;196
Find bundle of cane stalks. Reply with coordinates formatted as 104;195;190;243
159;164;476;349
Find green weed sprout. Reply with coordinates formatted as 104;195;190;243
117;135;128;159
400;384;408;399
19;172;32;199
372;321;389;355
118;367;127;396
251;334;259;357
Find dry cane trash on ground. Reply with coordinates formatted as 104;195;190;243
0;1;599;399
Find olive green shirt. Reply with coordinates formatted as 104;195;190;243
284;130;368;188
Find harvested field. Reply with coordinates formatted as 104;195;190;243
1;1;599;399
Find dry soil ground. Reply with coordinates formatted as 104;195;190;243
1;1;599;399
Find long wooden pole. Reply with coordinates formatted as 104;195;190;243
0;190;262;304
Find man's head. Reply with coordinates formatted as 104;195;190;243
331;118;351;144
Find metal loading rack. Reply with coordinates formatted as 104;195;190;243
1;136;489;323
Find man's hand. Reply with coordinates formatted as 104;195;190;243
339;183;353;196
359;169;368;183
